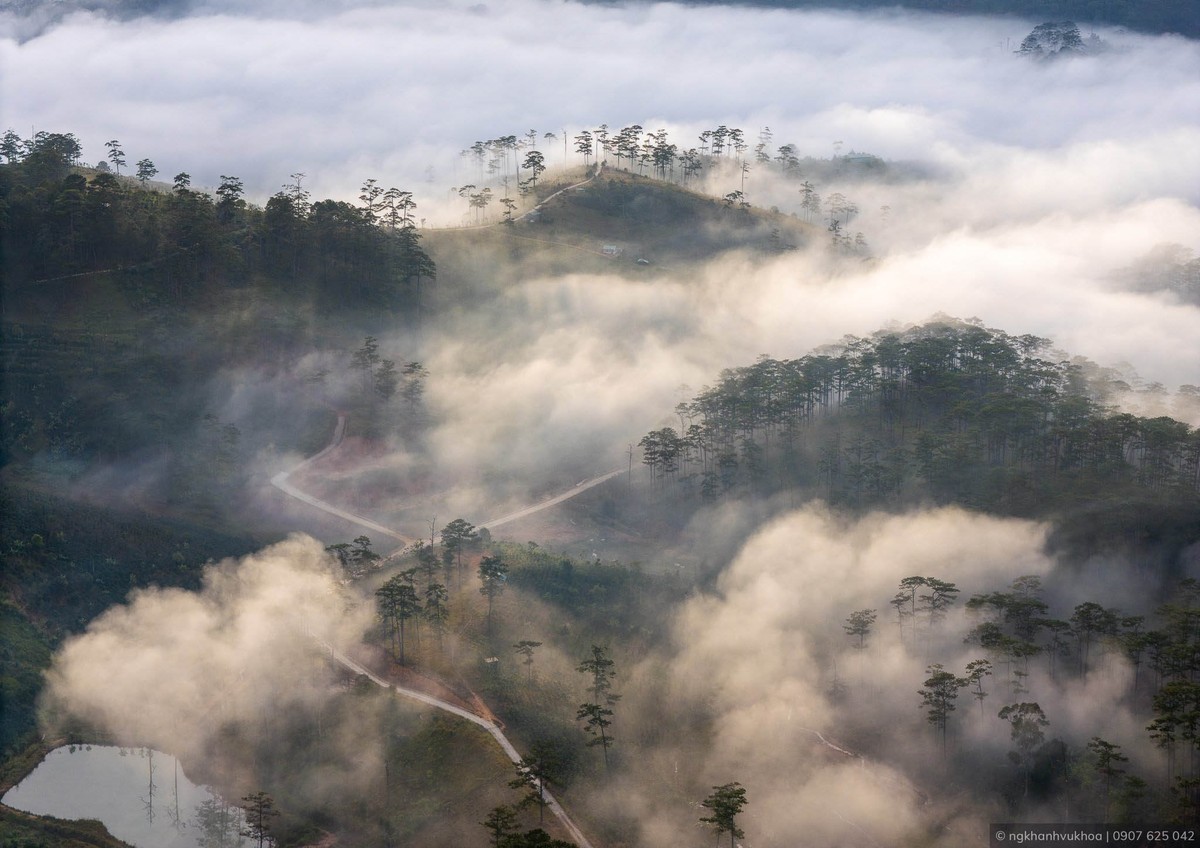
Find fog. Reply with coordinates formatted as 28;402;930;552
4;0;1199;204
597;504;1165;845
9;0;1200;843
41;536;374;771
37;505;1180;844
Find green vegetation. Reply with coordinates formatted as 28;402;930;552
0;488;261;758
0;603;52;758
834;570;1200;819
499;542;689;644
0;806;131;848
1;130;434;508
0;132;432;311
0;130;447;845
699;782;748;848
639;318;1199;514
3;119;1199;846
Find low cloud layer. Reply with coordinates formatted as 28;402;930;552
42;535;373;773
625;504;1159;845
36;505;1174;843
3;0;1198;208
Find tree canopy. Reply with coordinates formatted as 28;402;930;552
638;319;1199;513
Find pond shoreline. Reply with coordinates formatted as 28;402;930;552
1;738;136;848
1;736;132;847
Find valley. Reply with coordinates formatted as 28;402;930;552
2;3;1199;845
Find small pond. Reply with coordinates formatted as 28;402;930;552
2;745;243;848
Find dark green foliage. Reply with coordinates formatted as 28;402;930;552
1085;737;1129;822
325;536;380;581
0;488;254;634
919;664;967;754
1046;499;1200;572
1018;21;1085;57
501;545;687;642
376;571;422;664
482;805;519;848
699;782;748;848
508;830;576;847
643;319;1200;513
440;518;477;585
572;178;698;225
0;135;433;310
508;745;561;826
575;645;619;772
238;792;279;848
867;561;1200;816
574;702;614;770
1000;702;1050;795
843;608;876;649
0;604;53;757
0;805;131;848
0;312;332;509
576;645;618;705
479;554;509;632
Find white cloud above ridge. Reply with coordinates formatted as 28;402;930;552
3;0;1198;207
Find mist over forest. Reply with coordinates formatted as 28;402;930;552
2;0;1199;847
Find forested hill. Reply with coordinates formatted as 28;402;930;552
640;319;1200;516
0;131;434;311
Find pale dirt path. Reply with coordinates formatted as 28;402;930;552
515;170;598;223
273;413;605;848
269;413;417;546
322;642;596;848
477;470;623;529
270;414;622;541
433;168;597;231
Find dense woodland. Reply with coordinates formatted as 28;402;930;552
0;130;434;308
639;320;1200;513
626;322;1200;829
0;130;433;496
2;121;1200;847
0;130;435;771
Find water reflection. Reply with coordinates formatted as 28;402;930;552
2;745;243;848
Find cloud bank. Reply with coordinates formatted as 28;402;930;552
41;535;374;775
608;504;1162;845
3;0;1198;208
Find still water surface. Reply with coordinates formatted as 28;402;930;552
2;745;240;848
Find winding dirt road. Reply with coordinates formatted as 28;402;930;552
269;413;415;545
478;469;623;529
272;413;603;848
322;642;594;848
270;413;622;542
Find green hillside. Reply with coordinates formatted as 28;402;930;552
4;129;1200;846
